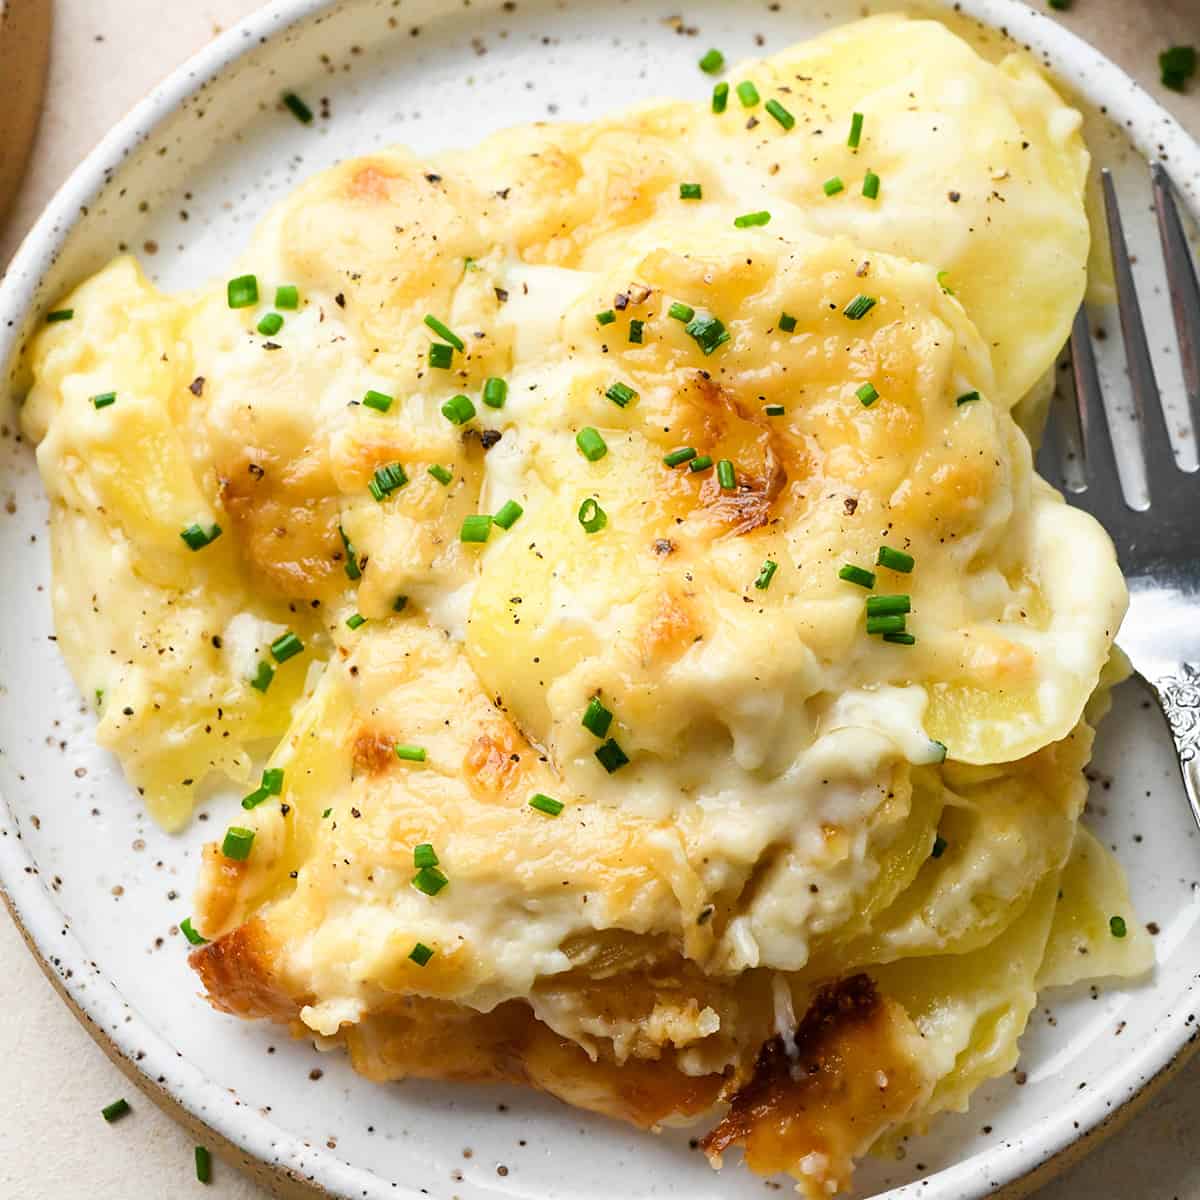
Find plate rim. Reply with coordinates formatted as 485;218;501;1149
2;2;1199;1197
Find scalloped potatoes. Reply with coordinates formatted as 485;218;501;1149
22;16;1149;1196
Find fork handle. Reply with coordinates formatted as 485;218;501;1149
1150;666;1200;831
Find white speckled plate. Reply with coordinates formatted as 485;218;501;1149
2;2;1200;1197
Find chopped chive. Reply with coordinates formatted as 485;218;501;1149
257;312;284;337
441;393;476;425
339;525;361;580
856;381;879;407
1110;914;1128;938
393;594;409;612
680;182;703;200
866;613;907;636
823;176;845;197
428;342;454;369
460;514;493;543
734;210;771;228
596;309;617;326
669;301;695;323
848;111;864;148
606;381;638;408
884;631;916;645
712;82;729;113
937;270;955;295
275;285;299;310
482;377;508;408
270;631;304;662
414;843;438;868
529;792;565;816
180;522;222;551
395;744;427;762
576;427;607;462
346;613;366;630
839;564;876;589
423;314;464;351
427;464;453;485
843;294;877;320
282;91;314;124
493;499;524;530
716;459;736;489
412;865;448;896
764;403;786;416
582;696;613;738
595;738;630;773
241;787;270;810
362;389;393;413
866;594;911;616
778;312;797;333
628;318;645;344
765;98;795;130
368;462;409;501
736;80;760;107
1160;45;1197;92
46;308;74;323
90;392;117;410
931;834;948;859
101;1099;131;1123
664;446;698;467
689;455;713;472
409;942;435;966
863;170;880;200
685;313;731;354
180;917;207;946
578;497;607;533
956;390;981;406
227;275;259;308
755;559;778;590
699;48;725;74
876;545;914;573
262;768;283;794
250;660;275;692
221;826;255;861
195;1145;212;1183
322;807;332;818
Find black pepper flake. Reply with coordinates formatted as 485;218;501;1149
424;172;443;183
480;429;502;450
843;497;858;515
350;807;362;819
334;292;346;308
653;538;675;556
262;341;282;350
614;292;629;310
248;463;265;479
189;376;206;396
494;287;509;303
948;190;961;203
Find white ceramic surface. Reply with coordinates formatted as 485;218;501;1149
1;2;1199;1198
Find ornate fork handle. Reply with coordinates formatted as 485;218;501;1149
1151;665;1200;830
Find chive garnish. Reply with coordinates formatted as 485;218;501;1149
493;499;524;530
529;792;565;816
664;446;697;468
395;744;427;762
843;294;877;320
262;768;283;794
241;786;270;810
823;177;845;197
734;210;771;228
460;514;492;543
628;319;645;344
839;564;876;589
866;594;911;616
339;525;361;580
716;459;736;489
101;1099;131;1123
866;613;907;636
595;738;629;773
755;559;778;590
412;866;448;896
765;99;794;130
764;403;785;416
250;661;275;692
227;275;259;309
669;302;695;324
180;522;222;550
778;312;797;332
91;392;117;410
423;314;464;351
1110;915;1128;938
582;697;613;738
275;285;299;310
931;834;948;859
221;826;255;861
596;309;616;326
712;82;729;113
680;182;703;200
937;270;955;295
270;632;304;662
180;917;207;946
606;381;638;408
368;462;409;501
856;382;879;407
699;48;725;74
46;309;74;323
282;91;314;124
685;313;731;354
428;342;454;369
409;942;435;966
414;843;438;868
863;171;880;200
689;455;713;472
736;80;760;107
482;377;508;408
393;595;409;612
345;613;366;630
363;389;393;413
848;111;864;148
257;312;284;337
576;427;607;462
441;393;476;425
876;545;914;573
956;391;981;406
578;497;607;533
884;631;916;645
427;464;453;485
195;1145;212;1183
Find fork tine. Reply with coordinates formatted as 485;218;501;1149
1070;303;1129;512
1036;387;1070;490
1151;161;1200;423
1100;168;1178;495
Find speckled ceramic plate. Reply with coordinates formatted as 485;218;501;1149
2;2;1200;1197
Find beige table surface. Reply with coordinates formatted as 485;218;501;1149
2;1;1200;1197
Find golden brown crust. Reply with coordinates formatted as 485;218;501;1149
189;918;306;1021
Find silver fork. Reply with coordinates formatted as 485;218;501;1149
1038;164;1200;829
